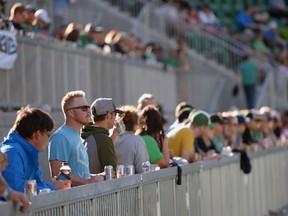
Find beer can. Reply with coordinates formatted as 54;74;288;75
125;165;135;176
142;161;151;173
25;179;37;196
116;165;125;178
39;188;51;195
117;123;126;135
104;165;114;180
151;164;160;171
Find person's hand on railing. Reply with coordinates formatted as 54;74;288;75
51;177;72;190
7;190;30;213
89;173;105;183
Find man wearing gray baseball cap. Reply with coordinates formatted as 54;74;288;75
90;98;123;116
81;98;123;173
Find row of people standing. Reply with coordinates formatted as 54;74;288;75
0;91;171;203
1;89;285;213
166;102;283;162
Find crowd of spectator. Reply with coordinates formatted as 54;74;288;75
1;1;287;75
0;1;191;73
0;0;287;212
1;90;288;212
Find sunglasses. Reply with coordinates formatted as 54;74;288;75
66;105;90;112
43;130;53;138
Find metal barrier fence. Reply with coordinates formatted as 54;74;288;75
1;146;288;216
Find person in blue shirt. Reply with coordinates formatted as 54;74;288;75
237;5;260;32
0;107;70;193
0;150;30;213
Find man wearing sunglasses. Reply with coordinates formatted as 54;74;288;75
0;107;69;196
81;98;123;173
49;90;104;185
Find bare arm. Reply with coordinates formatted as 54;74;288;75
153;137;170;168
180;150;194;162
49;160;103;186
49;160;62;177
0;175;30;213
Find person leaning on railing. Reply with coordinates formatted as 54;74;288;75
49;90;104;185
0;151;30;213
136;105;170;168
0;107;71;194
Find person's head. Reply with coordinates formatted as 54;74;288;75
242;54;250;62
175;102;194;123
34;9;51;30
91;98;123;129
236;115;247;133
137;93;156;112
203;123;215;139
268;21;278;32
64;22;81;42
24;4;36;25
12;106;54;152
246;112;262;130
84;23;105;42
62;90;91;127
9;3;26;24
137;105;164;144
210;114;225;136
224;116;238;136
189;110;210;138
118;105;139;132
260;106;275;131
202;4;210;12
244;4;252;14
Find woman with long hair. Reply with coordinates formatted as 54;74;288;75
136;105;170;168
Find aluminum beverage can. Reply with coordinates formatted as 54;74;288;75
142;161;151;173
117;123;126;135
25;179;37;196
125;165;135;176
116;165;125;178
39;188;51;195
104;165;114;180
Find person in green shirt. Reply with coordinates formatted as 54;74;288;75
136;105;170;168
236;55;260;109
279;22;288;40
79;23;104;50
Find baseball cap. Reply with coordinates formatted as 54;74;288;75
190;110;210;126
236;115;247;124
269;21;278;29
246;112;262;121
91;98;123;116
84;23;105;33
35;9;51;24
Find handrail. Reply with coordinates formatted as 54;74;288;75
1;145;288;216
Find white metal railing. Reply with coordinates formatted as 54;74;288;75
1;146;288;216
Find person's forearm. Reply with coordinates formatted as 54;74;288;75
70;174;89;186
